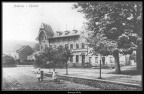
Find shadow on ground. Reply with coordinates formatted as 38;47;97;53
108;69;142;75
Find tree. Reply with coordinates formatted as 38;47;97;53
57;45;71;75
3;55;16;67
42;45;71;74
34;51;45;68
86;33;119;73
73;2;142;73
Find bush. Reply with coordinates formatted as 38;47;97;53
73;63;77;68
72;63;82;68
3;55;16;67
18;59;32;65
83;62;92;68
15;59;21;64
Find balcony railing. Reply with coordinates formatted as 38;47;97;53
70;48;87;52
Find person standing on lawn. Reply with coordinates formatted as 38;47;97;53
40;69;44;81
52;69;57;82
37;68;41;82
52;69;59;82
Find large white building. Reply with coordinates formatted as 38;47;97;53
36;23;129;67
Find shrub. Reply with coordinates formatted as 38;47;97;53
73;63;77;68
83;62;92;68
3;55;16;67
15;59;21;64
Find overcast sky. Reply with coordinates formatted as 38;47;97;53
3;3;85;42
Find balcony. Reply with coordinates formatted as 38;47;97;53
71;48;88;53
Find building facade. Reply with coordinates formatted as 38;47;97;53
36;23;129;67
16;45;34;61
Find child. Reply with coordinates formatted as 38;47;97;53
52;69;56;81
52;69;59;82
40;69;44;81
37;68;41;82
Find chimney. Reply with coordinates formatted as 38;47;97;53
73;30;78;34
56;31;62;36
65;30;70;35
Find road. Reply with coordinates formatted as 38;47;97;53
2;66;100;90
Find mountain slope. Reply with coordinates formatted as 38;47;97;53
3;40;39;54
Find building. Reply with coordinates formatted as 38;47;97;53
27;53;35;60
16;45;34;62
36;23;129;67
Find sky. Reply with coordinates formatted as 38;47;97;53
3;3;85;42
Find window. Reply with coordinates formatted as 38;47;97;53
70;44;73;49
76;43;79;49
81;43;85;49
76;55;79;62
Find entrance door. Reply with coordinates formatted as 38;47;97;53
82;55;85;66
102;57;105;65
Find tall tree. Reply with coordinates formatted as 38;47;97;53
56;45;71;75
34;51;45;68
73;2;142;73
43;45;71;74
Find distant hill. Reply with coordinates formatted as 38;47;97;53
3;40;39;54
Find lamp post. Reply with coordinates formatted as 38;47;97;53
98;54;102;79
66;62;68;75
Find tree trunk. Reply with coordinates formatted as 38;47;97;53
113;52;121;74
136;45;142;70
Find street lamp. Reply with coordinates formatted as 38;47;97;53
98;54;102;79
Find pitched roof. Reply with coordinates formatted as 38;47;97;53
36;23;54;41
16;45;26;53
16;45;34;53
41;23;54;37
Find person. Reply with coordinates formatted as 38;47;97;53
40;69;44;81
37;68;41;82
52;69;56;81
52;69;59;83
